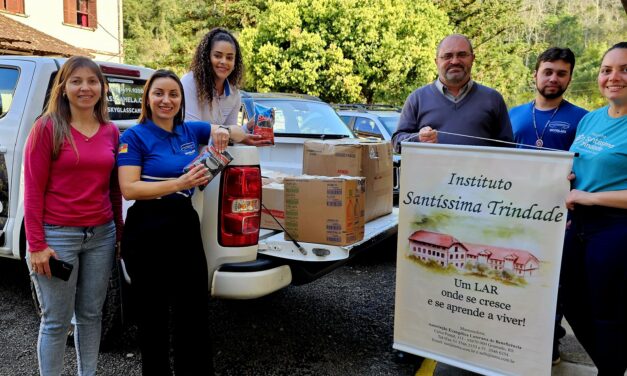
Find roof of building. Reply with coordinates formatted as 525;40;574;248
408;230;461;248
0;14;91;57
465;243;539;266
408;230;539;266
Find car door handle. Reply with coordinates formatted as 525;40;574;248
0;145;6;153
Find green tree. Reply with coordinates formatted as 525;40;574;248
121;0;624;109
240;0;450;104
123;0;266;74
510;0;626;109
123;0;181;68
435;0;530;106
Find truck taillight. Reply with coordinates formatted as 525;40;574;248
219;166;261;246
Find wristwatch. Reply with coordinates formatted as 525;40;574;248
219;125;231;137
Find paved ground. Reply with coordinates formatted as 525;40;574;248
2;249;623;376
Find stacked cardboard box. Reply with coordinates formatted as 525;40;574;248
260;182;285;231
302;139;393;222
283;176;365;246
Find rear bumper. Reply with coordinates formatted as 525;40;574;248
211;259;292;299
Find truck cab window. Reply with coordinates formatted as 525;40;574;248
106;77;145;121
0;67;19;119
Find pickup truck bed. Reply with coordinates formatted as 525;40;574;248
211;208;398;298
258;208;398;262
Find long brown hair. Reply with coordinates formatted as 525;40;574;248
30;56;109;159
138;69;186;126
190;27;243;109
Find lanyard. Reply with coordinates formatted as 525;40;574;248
531;100;561;148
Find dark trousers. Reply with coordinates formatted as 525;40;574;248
562;206;627;376
122;199;213;376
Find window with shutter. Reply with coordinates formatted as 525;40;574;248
87;0;97;29
77;0;88;27
0;0;25;14
63;0;97;29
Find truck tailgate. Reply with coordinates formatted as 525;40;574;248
258;207;398;262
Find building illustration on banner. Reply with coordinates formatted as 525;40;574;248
407;230;540;284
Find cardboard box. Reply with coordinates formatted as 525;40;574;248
283;176;365;246
261;182;285;231
303;139;393;222
261;169;290;185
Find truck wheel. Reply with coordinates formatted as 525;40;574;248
29;265;123;349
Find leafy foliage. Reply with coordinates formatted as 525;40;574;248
123;0;265;74
240;0;450;103
513;0;627;109
122;0;626;109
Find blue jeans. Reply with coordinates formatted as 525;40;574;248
27;221;115;376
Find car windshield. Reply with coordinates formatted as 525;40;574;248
379;115;400;135
255;99;354;137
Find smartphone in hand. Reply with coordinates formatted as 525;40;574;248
49;257;73;281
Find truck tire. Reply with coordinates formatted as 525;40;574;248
29;264;123;349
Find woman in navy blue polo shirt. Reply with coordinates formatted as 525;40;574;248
117;69;255;375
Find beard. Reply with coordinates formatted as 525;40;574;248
538;85;566;99
444;66;469;85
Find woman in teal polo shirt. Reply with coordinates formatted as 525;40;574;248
562;42;627;376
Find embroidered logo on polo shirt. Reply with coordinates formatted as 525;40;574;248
180;142;196;155
119;144;128;153
548;121;570;134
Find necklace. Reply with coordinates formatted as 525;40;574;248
531;100;561;148
71;122;100;142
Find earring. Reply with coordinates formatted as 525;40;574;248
62;92;67;98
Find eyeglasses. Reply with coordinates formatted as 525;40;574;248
438;52;472;61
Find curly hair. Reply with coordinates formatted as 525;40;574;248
190;27;243;109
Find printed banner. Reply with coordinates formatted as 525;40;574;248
393;143;573;376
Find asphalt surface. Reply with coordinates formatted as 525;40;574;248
1;247;616;376
0;245;415;376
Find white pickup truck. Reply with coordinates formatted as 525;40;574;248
0;57;398;342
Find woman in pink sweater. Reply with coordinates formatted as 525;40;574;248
24;56;122;376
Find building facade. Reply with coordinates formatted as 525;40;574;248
408;230;540;277
0;0;122;61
